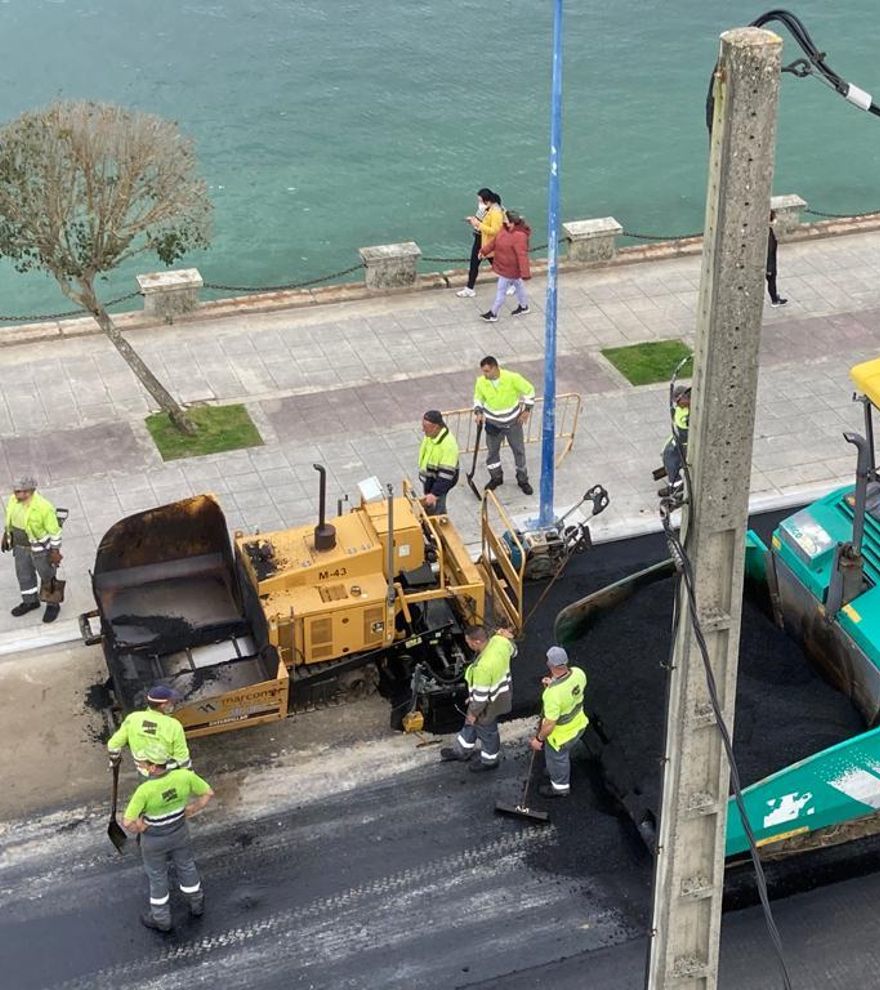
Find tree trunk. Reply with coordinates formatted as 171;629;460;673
71;282;198;435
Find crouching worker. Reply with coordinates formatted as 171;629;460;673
530;646;588;799
440;625;515;772
122;751;214;932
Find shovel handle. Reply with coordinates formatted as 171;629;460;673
110;761;120;816
465;419;484;500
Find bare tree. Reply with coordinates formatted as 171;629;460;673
0;101;213;434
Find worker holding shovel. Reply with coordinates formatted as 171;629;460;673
108;685;191;776
2;476;64;623
529;647;588;799
122;750;214;933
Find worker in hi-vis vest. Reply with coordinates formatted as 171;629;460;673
440;625;515;771
659;385;690;498
122;750;214;932
530;646;589;798
473;355;535;495
418;409;460;516
2;476;63;623
108;685;191;776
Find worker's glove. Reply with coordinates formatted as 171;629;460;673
48;548;63;566
108;752;122;770
0;532;11;553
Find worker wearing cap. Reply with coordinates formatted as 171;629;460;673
108;685;191;776
418;410;460;516
122;752;214;932
440;625;515;772
2;476;63;623
530;646;588;798
659;385;691;497
473;355;535;495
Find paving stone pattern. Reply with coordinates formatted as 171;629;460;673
0;230;879;638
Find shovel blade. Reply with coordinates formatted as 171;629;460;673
494;801;551;825
40;577;66;604
108;819;128;853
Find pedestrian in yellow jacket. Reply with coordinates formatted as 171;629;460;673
2;476;63;623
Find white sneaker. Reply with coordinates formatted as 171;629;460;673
506;284;516;295
456;287;476;298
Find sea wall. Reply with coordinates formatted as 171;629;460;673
3;195;880;347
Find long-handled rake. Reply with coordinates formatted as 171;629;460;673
494;722;551;825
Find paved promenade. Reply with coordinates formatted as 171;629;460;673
1;228;879;651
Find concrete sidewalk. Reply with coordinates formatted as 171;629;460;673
1;227;878;651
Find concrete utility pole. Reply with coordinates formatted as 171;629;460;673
646;27;782;990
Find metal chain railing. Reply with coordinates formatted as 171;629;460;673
622;228;703;241
202;263;363;294
804;206;880;220
3;202;880;324
0;289;141;323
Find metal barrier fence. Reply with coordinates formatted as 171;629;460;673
442;392;582;468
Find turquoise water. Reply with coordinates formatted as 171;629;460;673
1;0;878;317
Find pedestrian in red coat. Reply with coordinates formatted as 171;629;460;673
479;210;531;322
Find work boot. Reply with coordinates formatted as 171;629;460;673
440;747;470;762
140;912;172;933
11;601;40;617
484;477;503;492
189;892;205;917
469;760;499;773
518;479;534;496
42;603;60;624
538;784;569;799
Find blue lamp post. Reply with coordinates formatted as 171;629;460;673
539;0;564;527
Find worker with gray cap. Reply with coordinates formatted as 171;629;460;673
418;409;460;516
2;476;64;623
529;646;588;798
108;685;192;776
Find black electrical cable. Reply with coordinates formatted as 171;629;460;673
706;8;880;133
660;378;794;988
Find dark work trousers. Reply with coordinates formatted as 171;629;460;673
662;438;685;485
467;233;483;289
11;527;55;604
485;422;529;483
766;228;780;302
453;720;501;765
140;821;203;927
543;728;587;793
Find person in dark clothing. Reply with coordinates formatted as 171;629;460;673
766;210;788;307
457;188;503;297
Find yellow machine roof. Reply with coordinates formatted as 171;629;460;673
850;357;880;406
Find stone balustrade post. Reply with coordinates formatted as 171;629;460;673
136;268;203;322
358;242;422;290
770;193;807;240
562;217;623;263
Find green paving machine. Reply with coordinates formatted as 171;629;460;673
556;355;880;861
